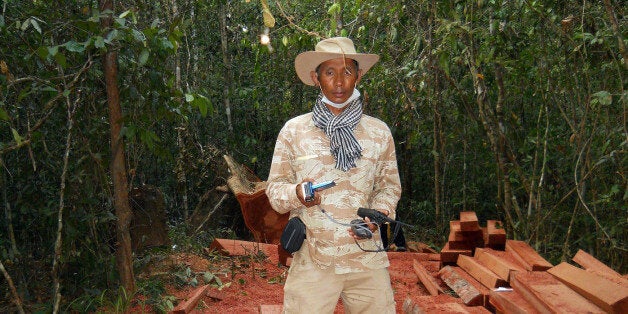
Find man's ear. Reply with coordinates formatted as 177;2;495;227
355;69;364;85
310;71;319;86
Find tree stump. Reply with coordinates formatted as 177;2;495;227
129;185;170;252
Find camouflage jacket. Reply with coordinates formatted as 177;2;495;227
266;112;402;273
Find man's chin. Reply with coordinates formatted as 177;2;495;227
329;96;349;103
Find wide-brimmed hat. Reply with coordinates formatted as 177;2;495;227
294;37;380;86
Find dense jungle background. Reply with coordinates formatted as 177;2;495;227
0;0;626;312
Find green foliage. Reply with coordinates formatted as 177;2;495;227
64;286;132;314
0;0;626;311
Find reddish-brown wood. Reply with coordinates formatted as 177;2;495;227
548;262;628;314
457;254;508;288
474;248;525;282
413;259;443;296
573;249;628;288
448;217;484;251
448;229;484;250
160;215;628;314
511;271;604;313
230;188;289;245
460;211;480;231
438;266;486;306
489;288;540;314
440;242;473;264
403;295;493;313
100;0;135;294
169;284;210;314
209;238;280;265
450;220;462;233
206;288;225;300
484;220;506;249
505;240;552;271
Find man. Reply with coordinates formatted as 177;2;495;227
266;37;401;313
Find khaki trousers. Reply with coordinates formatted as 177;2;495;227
282;251;395;314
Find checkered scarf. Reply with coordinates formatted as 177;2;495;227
312;93;363;172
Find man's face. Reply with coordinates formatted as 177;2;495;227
311;57;362;104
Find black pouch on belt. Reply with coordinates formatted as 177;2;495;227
281;217;306;253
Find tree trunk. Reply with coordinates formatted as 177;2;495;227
52;95;77;314
494;63;523;226
100;0;135;294
602;0;628;68
189;0;198;83
465;44;516;232
1;158;18;260
427;1;442;224
1;159;23;313
219;1;233;132
170;0;190;221
333;0;343;35
432;90;442;221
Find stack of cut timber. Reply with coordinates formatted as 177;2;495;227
435;212;627;314
441;211;506;264
438;244;530;308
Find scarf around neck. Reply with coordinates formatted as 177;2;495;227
312;92;363;172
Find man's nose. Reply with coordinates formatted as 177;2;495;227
334;75;343;86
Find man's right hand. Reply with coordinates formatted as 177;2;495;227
296;180;321;207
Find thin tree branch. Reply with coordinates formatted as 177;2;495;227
0;57;93;156
51;91;80;314
0;259;24;314
193;193;228;235
574;138;613;245
274;1;325;39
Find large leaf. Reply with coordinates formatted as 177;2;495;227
64;40;85;53
0;103;9;121
11;128;22;144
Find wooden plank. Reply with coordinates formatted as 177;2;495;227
505;240;552;271
573;249;628;287
460;211;480;231
412;259;443;296
485;220;506;249
169;284;209;314
511;271;605;314
457;254;507;288
450;220;461;233
208;238;279;265
547;262;628;314
438;265;486;306
489;288;540;314
206;288;225;300
405;295;492;313
427;253;441;261
448;229;484;250
474;248;525;282
440;242;472;264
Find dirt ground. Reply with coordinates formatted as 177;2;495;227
130;248;466;313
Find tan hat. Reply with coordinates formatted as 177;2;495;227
294;37;380;86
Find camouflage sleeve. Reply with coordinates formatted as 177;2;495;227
368;126;401;220
265;124;303;214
